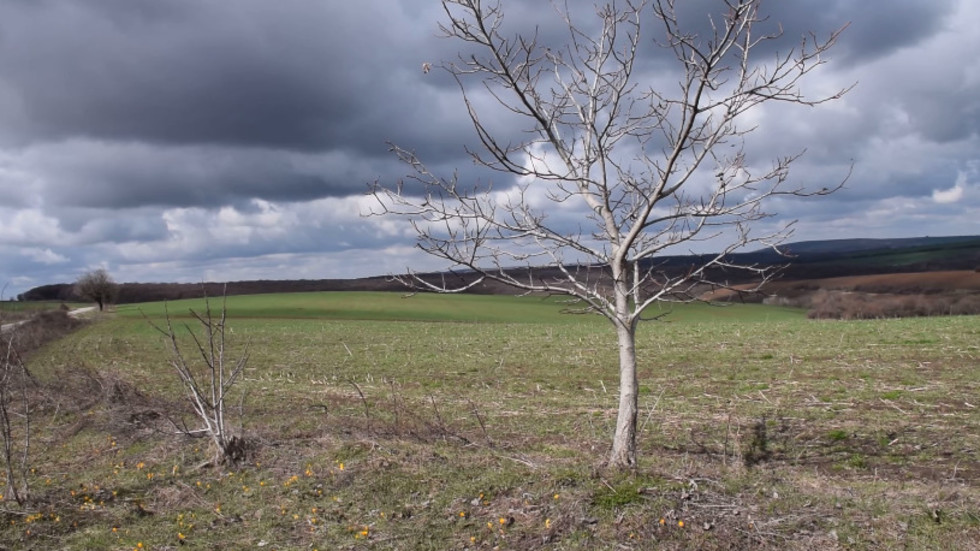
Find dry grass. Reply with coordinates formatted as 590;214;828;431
2;302;978;550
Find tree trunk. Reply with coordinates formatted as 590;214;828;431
608;271;639;468
609;321;638;468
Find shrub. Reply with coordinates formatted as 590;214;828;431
150;293;251;466
807;290;980;319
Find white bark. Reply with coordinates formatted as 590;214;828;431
609;278;639;467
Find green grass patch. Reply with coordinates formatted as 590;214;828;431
117;291;588;324
118;291;807;324
591;474;669;513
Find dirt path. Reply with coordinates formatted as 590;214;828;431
1;306;97;335
67;306;97;317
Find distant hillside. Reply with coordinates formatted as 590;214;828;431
18;235;980;304
732;235;980;279
777;235;980;255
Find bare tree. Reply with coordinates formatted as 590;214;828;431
372;0;849;468
150;292;250;466
75;268;117;312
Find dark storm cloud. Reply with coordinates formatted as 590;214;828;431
0;0;467;157
0;0;487;208
22;142;387;208
15;136;493;210
786;0;958;64
666;0;957;64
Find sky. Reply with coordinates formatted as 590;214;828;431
1;0;978;298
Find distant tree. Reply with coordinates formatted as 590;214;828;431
373;0;850;468
75;268;117;311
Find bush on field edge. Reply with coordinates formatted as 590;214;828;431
805;289;980;320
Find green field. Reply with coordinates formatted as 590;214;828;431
118;291;807;324
3;293;978;550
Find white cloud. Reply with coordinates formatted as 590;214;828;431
108;194;419;267
932;184;964;204
0;208;66;246
933;167;977;204
20;247;69;265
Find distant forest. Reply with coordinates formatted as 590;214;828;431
16;235;980;304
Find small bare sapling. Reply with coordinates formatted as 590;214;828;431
150;292;249;465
